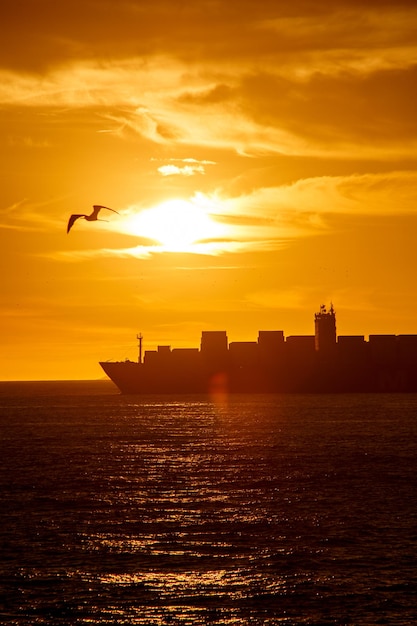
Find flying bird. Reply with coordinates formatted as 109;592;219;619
67;205;119;233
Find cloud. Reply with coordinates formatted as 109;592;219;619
157;164;205;177
1;3;417;161
1;55;415;160
219;171;417;222
155;157;216;176
45;240;261;262
2;1;417;73
20;169;417;264
5;169;417;266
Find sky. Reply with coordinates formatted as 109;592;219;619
1;0;417;380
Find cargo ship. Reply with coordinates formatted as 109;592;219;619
99;305;417;394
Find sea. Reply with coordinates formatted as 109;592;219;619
0;381;416;625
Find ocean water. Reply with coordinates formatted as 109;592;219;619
0;382;416;625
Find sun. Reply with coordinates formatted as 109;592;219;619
120;197;224;252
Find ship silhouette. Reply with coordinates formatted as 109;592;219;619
100;305;417;393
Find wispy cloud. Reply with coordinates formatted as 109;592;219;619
47;238;286;262
220;171;417;220
156;157;216;176
157;164;205;177
1;28;417;160
0;199;64;232
18;169;417;262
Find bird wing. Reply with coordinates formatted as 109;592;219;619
92;204;119;215
67;214;84;233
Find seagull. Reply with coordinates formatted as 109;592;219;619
67;205;119;233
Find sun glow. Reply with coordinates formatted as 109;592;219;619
120;198;225;252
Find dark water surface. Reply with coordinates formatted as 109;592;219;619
0;381;416;624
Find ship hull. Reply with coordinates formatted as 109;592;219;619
100;358;417;395
99;360;208;394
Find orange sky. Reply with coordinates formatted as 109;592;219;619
2;0;417;380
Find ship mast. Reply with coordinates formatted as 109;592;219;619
137;333;143;364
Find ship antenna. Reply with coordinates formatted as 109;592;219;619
137;333;143;364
